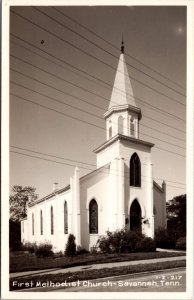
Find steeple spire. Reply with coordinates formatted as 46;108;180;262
121;35;124;54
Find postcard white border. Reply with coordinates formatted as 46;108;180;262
1;0;193;299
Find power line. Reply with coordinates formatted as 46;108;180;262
10;145;186;186
10;70;186;149
10;39;186;136
34;7;186;98
10;92;186;158
11;36;186;123
11;79;185;143
53;7;186;91
10;150;186;190
11;10;186;107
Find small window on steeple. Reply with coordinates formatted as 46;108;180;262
108;120;112;139
118;116;123;134
130;118;135;136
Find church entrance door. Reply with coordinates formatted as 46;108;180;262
130;199;142;232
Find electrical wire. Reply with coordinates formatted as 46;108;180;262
10;37;186;123
53;7;186;91
11;10;186;107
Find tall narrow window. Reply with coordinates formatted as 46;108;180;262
89;199;98;234
108;120;112;139
40;210;43;235
32;213;34;236
118;116;123;134
130;153;141;187
109;126;112;139
130;118;135;136
64;201;68;234
51;206;54;235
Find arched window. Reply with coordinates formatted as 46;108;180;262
130;118;135;136
89;199;98;234
109;127;112;139
40;210;43;235
130;153;141;187
118;116;123;134
32;213;34;236
108;120;112;139
64;201;68;234
51;206;54;235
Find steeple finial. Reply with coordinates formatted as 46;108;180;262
121;35;124;54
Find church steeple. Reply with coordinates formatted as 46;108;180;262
104;40;142;141
121;37;124;54
108;42;137;110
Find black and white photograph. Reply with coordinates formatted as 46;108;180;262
1;0;194;299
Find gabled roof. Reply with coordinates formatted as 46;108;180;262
109;53;137;110
153;180;164;192
29;164;110;207
94;134;154;154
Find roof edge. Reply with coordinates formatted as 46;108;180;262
94;134;154;154
104;104;142;120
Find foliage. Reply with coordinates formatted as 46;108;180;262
154;228;176;249
9;220;22;251
76;246;89;255
97;229;155;253
22;242;37;253
65;234;76;256
167;194;186;235
176;237;186;250
35;243;53;257
9;185;38;221
135;237;156;252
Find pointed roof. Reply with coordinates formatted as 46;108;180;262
108;52;137;110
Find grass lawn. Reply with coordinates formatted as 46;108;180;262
10;259;186;291
10;251;185;273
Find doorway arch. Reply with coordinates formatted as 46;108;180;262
130;199;142;231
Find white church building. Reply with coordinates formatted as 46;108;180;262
21;42;166;252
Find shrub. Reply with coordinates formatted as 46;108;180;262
35;243;53;257
97;229;154;254
176;237;186;250
65;234;76;256
135;237;156;252
154;228;176;249
9;220;21;251
22;242;37;253
76;246;89;255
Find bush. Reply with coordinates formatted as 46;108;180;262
176;237;186;250
22;242;37;253
154;228;176;249
135;237;156;252
35;243;53;257
97;229;155;254
76;246;89;255
9;220;21;251
65;234;76;256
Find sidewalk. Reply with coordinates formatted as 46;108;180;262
10;255;186;279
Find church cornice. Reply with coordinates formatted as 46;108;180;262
94;134;154;154
104;104;142;120
29;184;70;207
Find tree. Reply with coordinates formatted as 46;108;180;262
167;194;186;235
65;234;76;256
9;185;38;221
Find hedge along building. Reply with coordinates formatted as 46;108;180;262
21;42;166;252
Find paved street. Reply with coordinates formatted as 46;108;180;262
51;267;186;292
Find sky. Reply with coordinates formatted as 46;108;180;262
9;5;186;201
